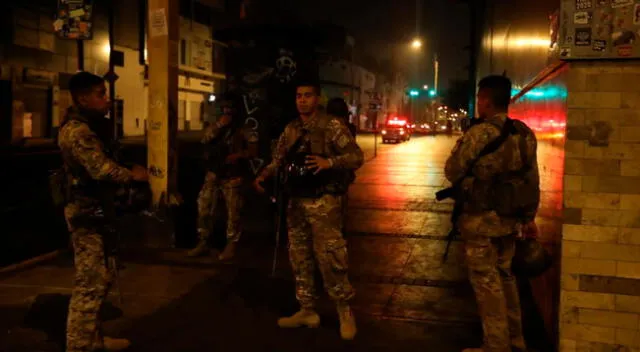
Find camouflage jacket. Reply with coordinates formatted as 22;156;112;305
201;118;257;180
58;107;132;212
260;112;364;180
445;113;540;237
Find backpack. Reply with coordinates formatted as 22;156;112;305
488;120;540;221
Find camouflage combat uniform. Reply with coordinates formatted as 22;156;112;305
58;108;133;352
260;112;364;308
445;113;539;352
197;121;255;244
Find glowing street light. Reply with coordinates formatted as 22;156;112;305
423;84;429;90
411;38;422;49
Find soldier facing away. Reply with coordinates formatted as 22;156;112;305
254;80;364;340
445;75;540;352
188;92;257;261
58;72;148;351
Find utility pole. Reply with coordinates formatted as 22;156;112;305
146;0;180;240
434;53;439;94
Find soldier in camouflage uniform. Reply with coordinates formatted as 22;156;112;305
188;93;256;261
445;75;539;352
58;72;149;351
254;82;363;340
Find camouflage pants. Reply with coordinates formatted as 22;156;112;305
197;171;243;243
464;234;526;352
287;194;355;309
64;205;113;352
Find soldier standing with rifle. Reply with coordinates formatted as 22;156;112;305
254;80;363;340
188;92;256;261
443;75;539;352
58;72;149;351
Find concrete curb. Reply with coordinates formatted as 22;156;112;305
0;250;65;277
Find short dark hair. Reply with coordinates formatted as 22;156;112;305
326;98;349;120
69;72;105;103
478;75;512;110
295;78;321;96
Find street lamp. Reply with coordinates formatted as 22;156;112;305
411;38;422;49
423;84;429;90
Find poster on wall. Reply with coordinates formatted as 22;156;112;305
560;0;640;59
53;0;94;40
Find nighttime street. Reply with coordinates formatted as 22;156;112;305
6;0;640;350
0;135;487;352
0;133;565;351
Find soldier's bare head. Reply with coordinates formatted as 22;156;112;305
295;79;321;118
69;72;110;116
477;75;511;119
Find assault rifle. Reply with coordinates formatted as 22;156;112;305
436;187;462;263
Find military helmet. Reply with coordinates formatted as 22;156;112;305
511;238;553;278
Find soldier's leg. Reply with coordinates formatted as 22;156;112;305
66;228;111;352
278;198;320;329
288;198;317;308
218;183;243;261
307;194;356;339
497;235;526;351
308;195;355;303
196;172;218;240
464;236;511;352
190;172;219;256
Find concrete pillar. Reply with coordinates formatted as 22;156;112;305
146;0;179;209
559;61;640;352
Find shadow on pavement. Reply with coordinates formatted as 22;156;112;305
115;266;478;352
1;293;124;352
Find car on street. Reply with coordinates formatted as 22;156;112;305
381;116;411;143
415;123;435;135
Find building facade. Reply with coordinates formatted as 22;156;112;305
0;0;228;144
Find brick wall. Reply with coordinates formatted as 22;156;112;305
560;61;640;352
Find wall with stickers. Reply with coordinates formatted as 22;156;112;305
559;0;640;59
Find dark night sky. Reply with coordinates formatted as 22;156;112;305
285;0;471;90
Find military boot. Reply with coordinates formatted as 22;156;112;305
218;242;237;262
277;309;321;328
187;240;209;257
337;303;357;340
102;337;131;351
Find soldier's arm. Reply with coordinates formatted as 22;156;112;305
444;125;494;183
258;129;288;180
201;121;225;144
70;124;132;183
327;119;364;170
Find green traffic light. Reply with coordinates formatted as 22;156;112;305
429;89;437;97
409;90;419;97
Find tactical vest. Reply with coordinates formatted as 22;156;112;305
464;119;539;221
58;114;118;208
286;114;355;197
